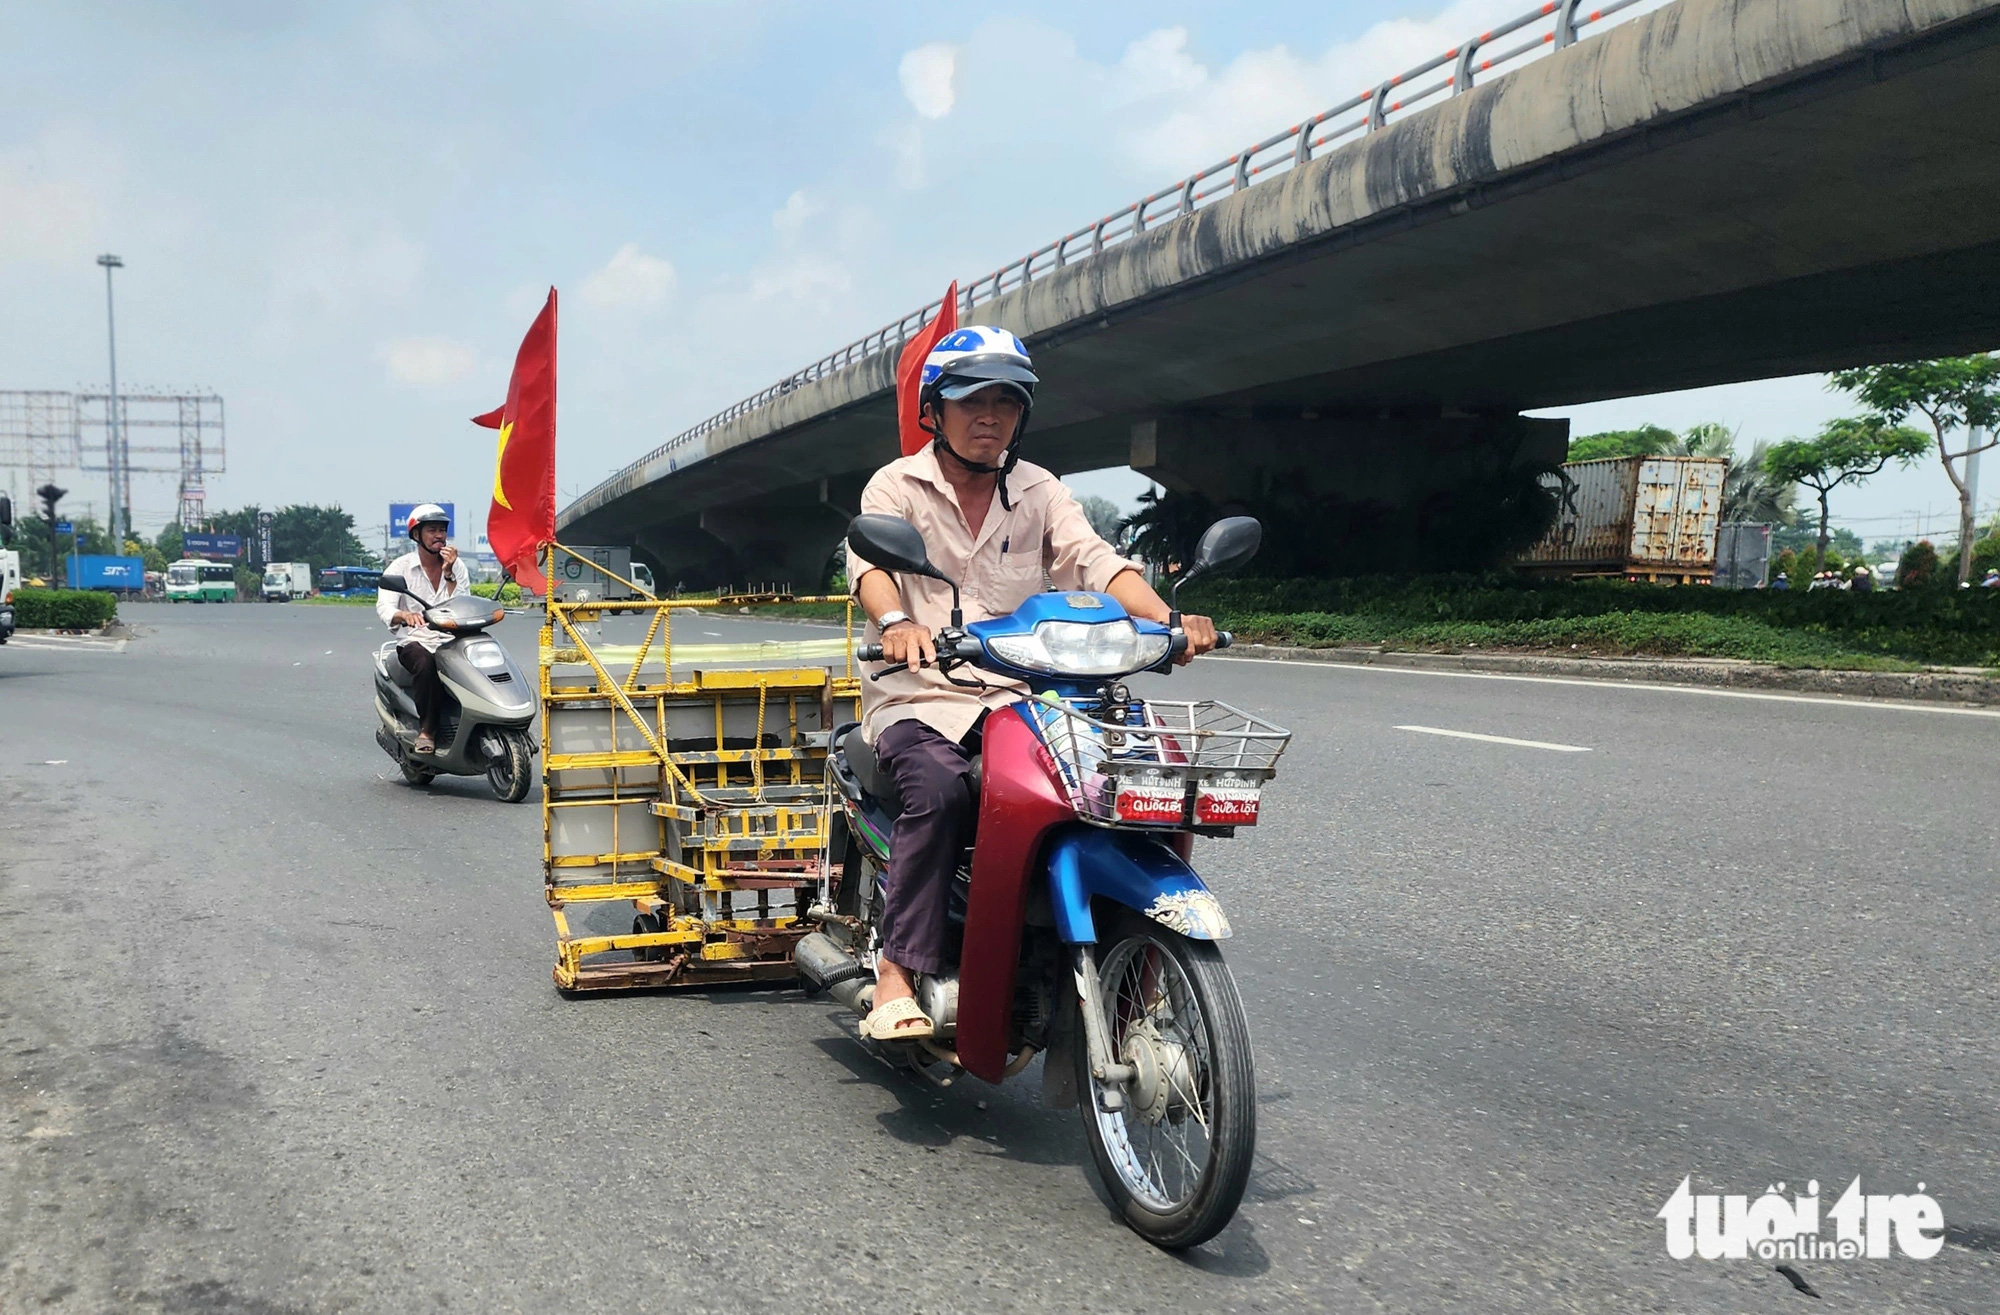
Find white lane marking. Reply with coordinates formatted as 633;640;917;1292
1396;724;1592;752
6;638;126;654
1214;655;2000;720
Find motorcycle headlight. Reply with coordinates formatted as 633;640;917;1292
465;640;509;670
986;619;1171;677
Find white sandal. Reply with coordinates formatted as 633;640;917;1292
861;995;934;1041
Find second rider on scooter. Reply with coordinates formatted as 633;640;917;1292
376;503;469;756
848;325;1219;1043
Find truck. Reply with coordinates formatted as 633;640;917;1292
261;562;313;601
1517;456;1728;583
549;545;653;601
65;554;147;593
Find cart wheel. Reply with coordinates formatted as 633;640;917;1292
632;911;664;961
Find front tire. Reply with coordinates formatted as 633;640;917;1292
1075;913;1257;1250
486;729;534;803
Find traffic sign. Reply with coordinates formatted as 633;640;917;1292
54;520;73;534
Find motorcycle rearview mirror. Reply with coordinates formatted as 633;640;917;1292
848;514;963;627
1169;516;1262;617
377;573;410;594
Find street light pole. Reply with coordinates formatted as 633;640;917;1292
97;253;125;547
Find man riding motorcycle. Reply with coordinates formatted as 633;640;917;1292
847;325;1219;1042
375;504;469;755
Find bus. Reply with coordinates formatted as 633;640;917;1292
319;566;382;598
166;558;237;603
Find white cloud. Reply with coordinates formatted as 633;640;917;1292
772;190;820;241
899;43;957;120
582;243;676;307
1115;27;1207;101
379;336;477;386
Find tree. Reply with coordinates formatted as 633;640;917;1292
1897;539;1942;590
1077;495;1125;548
1720;439;1798;526
1671;422;1736;459
1831;355;2000;584
1763;418;1929;565
1566;424;1677;462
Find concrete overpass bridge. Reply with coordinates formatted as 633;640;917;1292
560;0;2000;586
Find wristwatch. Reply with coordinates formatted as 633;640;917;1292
877;610;912;631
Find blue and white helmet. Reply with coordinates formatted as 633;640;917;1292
920;325;1038;403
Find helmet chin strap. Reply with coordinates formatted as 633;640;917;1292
926;411;1027;511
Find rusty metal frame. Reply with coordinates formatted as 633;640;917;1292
539;543;860;992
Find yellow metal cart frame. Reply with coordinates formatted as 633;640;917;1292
538;544;860;992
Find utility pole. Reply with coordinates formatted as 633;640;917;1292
96;254;127;547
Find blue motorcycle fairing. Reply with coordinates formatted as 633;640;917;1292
1045;825;1232;944
964;591;1175;696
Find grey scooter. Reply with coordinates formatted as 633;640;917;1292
372;573;539;802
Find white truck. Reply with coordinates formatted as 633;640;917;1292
261;561;314;601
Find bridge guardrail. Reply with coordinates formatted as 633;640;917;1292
568;0;1655;517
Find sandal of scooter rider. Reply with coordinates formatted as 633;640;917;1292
412;730;437;756
860;995;933;1042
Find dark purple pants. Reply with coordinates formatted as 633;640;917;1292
874;718;981;976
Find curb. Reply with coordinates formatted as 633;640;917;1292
1218;644;2000;707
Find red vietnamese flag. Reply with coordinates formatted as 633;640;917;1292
894;282;958;456
473;289;557;594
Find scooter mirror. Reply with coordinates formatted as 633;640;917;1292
847;515;942;581
377;573;410;594
1191;517;1261;577
1169;516;1262;611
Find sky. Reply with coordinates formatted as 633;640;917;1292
3;0;1988;555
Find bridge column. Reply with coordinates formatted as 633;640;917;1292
632;522;735;596
698;479;855;592
1129;408;1568;573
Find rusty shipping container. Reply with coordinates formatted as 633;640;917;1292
1519;456;1727;582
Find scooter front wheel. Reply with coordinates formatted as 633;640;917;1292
486;730;534;803
1076;912;1256;1250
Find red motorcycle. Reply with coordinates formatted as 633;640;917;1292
796;514;1290;1248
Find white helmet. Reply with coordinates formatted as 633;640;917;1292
918;325;1038;506
406;503;449;538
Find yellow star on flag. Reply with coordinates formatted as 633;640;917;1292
492;420;514;510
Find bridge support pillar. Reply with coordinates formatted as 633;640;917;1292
699;479;853;592
1129;408;1568;574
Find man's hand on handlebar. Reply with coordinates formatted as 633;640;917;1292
879;619;935;669
1177;612;1220;665
394;609;425;628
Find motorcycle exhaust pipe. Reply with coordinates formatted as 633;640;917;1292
795;931;871;1017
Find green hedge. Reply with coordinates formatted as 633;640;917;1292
13;588;118;630
470;582;525;604
1182;575;2000;668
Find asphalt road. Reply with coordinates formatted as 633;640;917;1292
2;602;1995;1313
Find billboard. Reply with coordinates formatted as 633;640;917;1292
182;532;242;559
391;502;456;537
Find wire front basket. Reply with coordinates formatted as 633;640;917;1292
1022;697;1292;829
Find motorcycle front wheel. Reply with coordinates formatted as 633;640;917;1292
486;730;534;803
1076;913;1256;1250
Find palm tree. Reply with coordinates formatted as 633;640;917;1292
1722;439;1798;525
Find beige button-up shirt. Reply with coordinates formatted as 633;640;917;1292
849;445;1143;744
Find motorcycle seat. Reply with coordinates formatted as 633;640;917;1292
379;642;417;689
838;724;981;820
840;725;900;814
